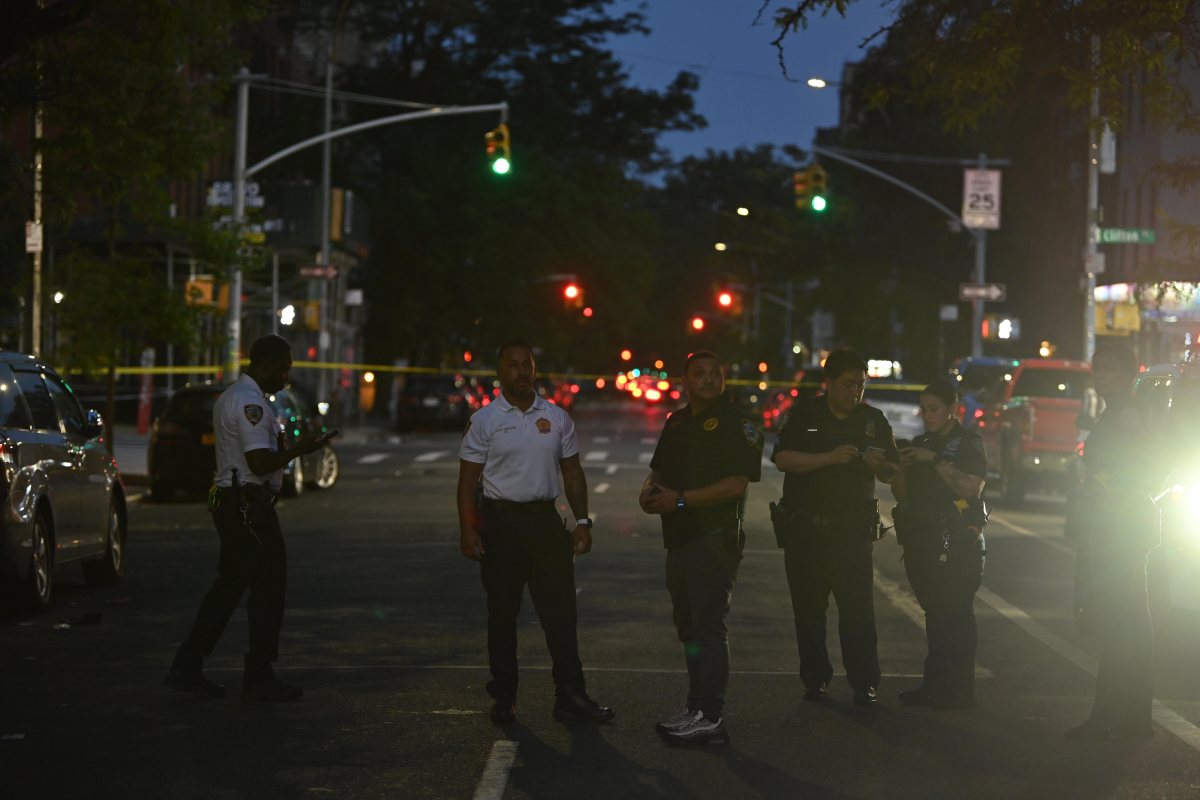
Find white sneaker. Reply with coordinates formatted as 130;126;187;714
660;713;727;745
655;707;700;734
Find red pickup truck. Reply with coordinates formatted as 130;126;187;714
980;359;1091;504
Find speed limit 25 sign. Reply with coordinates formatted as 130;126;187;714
962;169;1001;230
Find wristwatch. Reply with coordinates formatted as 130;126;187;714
576;518;593;529
676;493;687;511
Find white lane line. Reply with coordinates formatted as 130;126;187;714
641;437;657;445
584;451;609;461
976;586;1200;752
989;513;1074;556
592;436;611;444
594;483;610;494
472;740;518;800
605;464;619;475
638;452;653;463
414;451;449;463
357;453;389;465
875;566;994;678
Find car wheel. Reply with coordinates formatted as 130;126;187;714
17;510;54;612
83;498;126;586
282;457;304;498
307;445;339;490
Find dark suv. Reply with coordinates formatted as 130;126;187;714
393;373;484;431
0;353;127;611
149;382;339;500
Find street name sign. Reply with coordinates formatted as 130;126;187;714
962;169;1001;230
299;265;338;279
959;282;1007;302
1095;227;1156;244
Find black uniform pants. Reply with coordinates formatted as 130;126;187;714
1084;545;1154;731
480;508;584;701
903;541;984;703
784;526;880;693
173;491;287;682
665;531;742;719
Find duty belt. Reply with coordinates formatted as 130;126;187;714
480;497;557;513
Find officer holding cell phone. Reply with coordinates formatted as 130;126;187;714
890;379;988;710
770;349;897;707
165;334;333;702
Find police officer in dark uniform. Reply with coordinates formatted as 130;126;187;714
640;350;763;745
457;339;613;726
891;379;988;710
770;348;896;706
165;335;331;702
1065;343;1162;741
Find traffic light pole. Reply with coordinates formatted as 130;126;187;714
810;145;1010;359
226;70;506;377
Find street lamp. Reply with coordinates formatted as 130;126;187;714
806;77;829;89
714;242;727;252
736;207;750;217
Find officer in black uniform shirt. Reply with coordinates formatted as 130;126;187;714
770;348;897;707
891;380;988;710
1065;343;1163;741
640;350;763;745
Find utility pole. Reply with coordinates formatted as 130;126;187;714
1083;34;1100;362
970;154;989;360
30;30;44;358
227;68;250;379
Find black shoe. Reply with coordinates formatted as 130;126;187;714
490;698;517;724
164;669;226;699
242;677;303;702
898;686;935;707
802;683;828;702
853;687;879;707
553;690;615;723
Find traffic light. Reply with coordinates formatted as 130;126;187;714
715;288;743;314
717;290;733;309
793;169;811;210
562;282;583;308
690;316;706;332
809;164;828;212
485;123;511;175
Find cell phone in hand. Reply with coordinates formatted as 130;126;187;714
862;446;887;459
321;429;340;442
894;439;911;449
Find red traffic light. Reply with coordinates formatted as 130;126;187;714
620;349;633;361
564;283;581;300
691;316;706;331
717;291;733;308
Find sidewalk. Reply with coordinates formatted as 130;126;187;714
109;422;390;481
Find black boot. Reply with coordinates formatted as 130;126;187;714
553;688;615;723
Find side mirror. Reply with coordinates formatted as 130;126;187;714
86;409;104;438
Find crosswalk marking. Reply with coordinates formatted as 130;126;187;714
595;483;610;494
414;451;449;462
637;452;653;463
584;451;609;461
472;740;518;800
605;464;618;475
592;436;611;444
357;453;389;465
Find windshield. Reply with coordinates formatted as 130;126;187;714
1011;369;1087;399
959;365;1008;396
864;388;921;406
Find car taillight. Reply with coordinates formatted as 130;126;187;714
0;442;11;465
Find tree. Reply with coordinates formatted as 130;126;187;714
1;1;260;448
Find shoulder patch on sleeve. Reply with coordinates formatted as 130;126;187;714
742;418;763;450
244;404;264;425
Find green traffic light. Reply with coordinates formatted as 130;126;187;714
492;157;511;175
811;195;827;212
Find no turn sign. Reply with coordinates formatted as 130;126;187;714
962;169;1001;230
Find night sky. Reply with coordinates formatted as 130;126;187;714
613;0;898;161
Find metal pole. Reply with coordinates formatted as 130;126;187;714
271;250;279;336
31;72;43;357
970;153;988;359
227;68;250;379
166;246;174;393
1084;34;1100;362
784;280;795;371
316;49;334;404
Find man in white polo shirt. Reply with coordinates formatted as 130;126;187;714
457;338;614;725
165;335;331;702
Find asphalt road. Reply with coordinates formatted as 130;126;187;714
4;400;1200;799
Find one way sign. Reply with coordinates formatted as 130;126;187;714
959;282;1006;302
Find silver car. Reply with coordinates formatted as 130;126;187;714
0;353;127;611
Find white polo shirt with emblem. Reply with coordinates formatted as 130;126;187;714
213;373;282;490
459;392;579;502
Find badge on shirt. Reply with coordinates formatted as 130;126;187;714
244;404;264;425
536;417;552;434
703;418;719;431
946;437;961;453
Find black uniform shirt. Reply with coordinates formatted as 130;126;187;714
907;422;987;515
771;395;897;514
1083;394;1162;497
650;393;764;549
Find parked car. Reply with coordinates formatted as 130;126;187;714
949;356;1016;430
863;383;925;442
393;373;484;431
149;382;338;500
0;353;127;611
981;358;1091;504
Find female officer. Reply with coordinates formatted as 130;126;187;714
891;379;987;710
